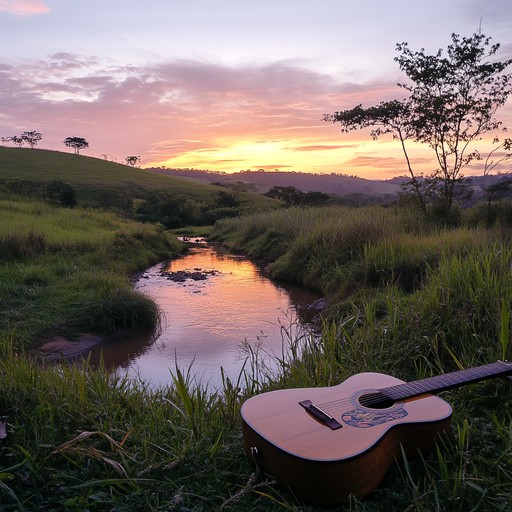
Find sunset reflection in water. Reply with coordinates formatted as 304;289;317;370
92;243;321;391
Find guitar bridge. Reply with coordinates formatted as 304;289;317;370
299;400;343;430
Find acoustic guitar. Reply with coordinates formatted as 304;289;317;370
241;361;512;505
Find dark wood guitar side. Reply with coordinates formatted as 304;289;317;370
241;361;512;505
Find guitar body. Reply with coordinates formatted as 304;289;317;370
241;372;452;505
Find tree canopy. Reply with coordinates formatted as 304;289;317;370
125;155;141;167
21;131;42;149
264;185;330;207
325;32;512;215
63;137;89;155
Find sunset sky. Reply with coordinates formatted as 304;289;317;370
1;0;511;179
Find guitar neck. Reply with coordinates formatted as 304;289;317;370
381;361;512;401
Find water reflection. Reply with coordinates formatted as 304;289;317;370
90;242;321;391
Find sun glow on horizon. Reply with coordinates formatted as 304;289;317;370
144;131;431;179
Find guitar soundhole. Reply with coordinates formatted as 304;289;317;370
358;392;395;409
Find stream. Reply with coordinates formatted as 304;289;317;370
89;240;322;391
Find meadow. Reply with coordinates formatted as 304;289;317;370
0;195;184;348
0;149;511;510
0;147;278;227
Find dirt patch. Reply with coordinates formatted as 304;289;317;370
36;333;105;360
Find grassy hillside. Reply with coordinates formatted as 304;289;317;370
0;148;278;224
0;196;184;348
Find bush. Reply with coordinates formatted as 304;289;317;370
45;180;77;208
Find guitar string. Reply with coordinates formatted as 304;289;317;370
314;384;440;409
313;370;509;412
312;393;397;412
307;363;512;415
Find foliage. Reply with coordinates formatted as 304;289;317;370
264;185;330;206
325;32;512;217
483;137;512;176
44;179;77;208
125;155;141;166
131;190;243;228
21;130;42;149
9;135;24;147
63;136;89;155
1;178;77;209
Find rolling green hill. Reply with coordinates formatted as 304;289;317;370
0;147;278;225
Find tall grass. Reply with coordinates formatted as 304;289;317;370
0;337;268;511
208;205;512;510
213;206;505;297
0;197;183;348
2;199;512;510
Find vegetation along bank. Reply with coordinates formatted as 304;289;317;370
1;28;512;509
2;191;512;510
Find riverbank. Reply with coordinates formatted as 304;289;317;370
1;203;511;511
0;197;185;352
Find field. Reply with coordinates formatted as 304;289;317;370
0;148;278;225
0;149;511;511
0;196;185;348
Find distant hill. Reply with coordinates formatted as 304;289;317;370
0;148;278;227
464;174;512;204
387;173;512;205
148;167;512;206
0;148;276;209
149;168;401;200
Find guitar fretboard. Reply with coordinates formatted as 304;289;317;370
380;361;512;401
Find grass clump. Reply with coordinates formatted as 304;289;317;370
0;196;183;348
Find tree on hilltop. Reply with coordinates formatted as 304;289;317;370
10;135;24;147
63;136;89;155
325;32;512;218
21;131;42;149
125;155;141;167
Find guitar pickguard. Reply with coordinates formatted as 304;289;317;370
342;406;408;428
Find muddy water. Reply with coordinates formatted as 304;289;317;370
90;241;322;391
